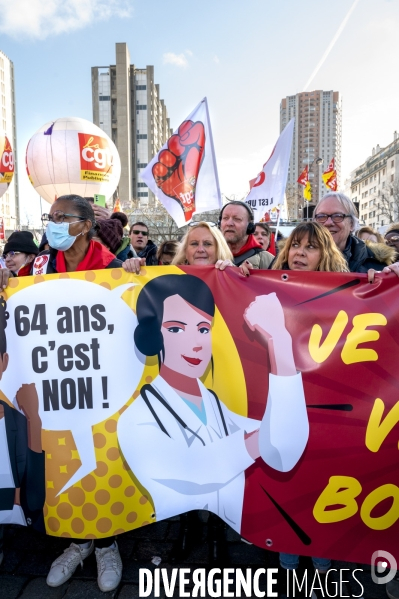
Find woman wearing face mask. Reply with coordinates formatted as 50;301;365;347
27;196;126;592
3;231;39;275
30;195;123;276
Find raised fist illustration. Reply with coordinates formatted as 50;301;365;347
152;120;205;221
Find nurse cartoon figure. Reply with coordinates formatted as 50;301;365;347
118;274;309;532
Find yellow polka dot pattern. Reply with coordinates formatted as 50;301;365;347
3;265;247;538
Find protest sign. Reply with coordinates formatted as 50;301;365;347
0;266;397;564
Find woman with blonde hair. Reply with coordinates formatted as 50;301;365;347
356;226;385;244
272;222;349;272
173;221;251;275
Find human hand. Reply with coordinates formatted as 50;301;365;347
92;204;112;221
244;293;287;340
382;262;399;278
16;383;40;420
238;260;253;277
215;259;234;271
0;268;11;289
122;257;146;274
152;120;205;222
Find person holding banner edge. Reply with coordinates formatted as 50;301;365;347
15;195;125;593
313;192;397;274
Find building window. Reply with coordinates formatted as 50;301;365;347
137;134;147;139
137;163;148;168
391;174;394;182
138;182;147;188
136;105;147;110
136;85;147;90
138;192;148;197
391;160;394;168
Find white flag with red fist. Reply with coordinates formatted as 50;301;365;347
245;119;295;220
140;98;221;227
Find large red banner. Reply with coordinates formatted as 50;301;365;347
1;267;397;565
175;267;397;565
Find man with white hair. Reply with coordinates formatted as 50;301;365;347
313;192;396;273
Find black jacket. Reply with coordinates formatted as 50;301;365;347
0;400;45;531
343;235;395;273
138;240;158;266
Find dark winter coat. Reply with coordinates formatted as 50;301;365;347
138;240;158;266
343;235;396;273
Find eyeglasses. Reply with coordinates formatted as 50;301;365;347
188;222;217;227
3;251;23;259
42;212;87;224
131;229;148;236
314;213;351;224
386;236;399;242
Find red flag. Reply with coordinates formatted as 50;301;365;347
113;198;122;213
297;165;309;187
322;158;337;191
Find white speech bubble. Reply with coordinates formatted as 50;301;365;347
1;279;144;494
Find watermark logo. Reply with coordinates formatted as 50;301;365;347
371;550;397;584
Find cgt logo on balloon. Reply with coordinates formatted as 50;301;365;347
0;136;14;184
1;279;144;495
78;133;114;183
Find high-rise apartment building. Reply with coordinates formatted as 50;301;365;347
349;132;399;230
91;43;172;207
0;50;19;232
280;90;342;212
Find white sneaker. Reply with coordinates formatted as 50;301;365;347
95;542;122;592
46;542;94;587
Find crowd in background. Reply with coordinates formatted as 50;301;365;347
1;192;399;599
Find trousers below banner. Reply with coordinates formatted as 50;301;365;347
0;266;397;565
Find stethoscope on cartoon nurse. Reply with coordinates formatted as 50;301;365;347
117;274;309;533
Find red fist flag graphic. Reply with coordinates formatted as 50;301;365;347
140;98;221;227
152;120;205;222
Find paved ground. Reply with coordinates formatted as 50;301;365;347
0;518;388;598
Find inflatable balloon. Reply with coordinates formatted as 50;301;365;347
25;117;121;204
0;133;14;199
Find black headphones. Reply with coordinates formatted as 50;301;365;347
218;201;256;235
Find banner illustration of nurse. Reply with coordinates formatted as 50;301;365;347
117;274;309;532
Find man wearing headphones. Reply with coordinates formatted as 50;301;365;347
219;201;274;269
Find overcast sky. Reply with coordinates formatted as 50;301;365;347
1;0;398;224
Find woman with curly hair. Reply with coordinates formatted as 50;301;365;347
272;222;349;272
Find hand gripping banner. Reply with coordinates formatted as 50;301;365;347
0;266;397;566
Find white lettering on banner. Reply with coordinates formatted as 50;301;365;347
81;147;113;170
179;191;193;206
2;152;13;170
1;279;144;495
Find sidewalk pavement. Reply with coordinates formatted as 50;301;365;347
0;518;387;598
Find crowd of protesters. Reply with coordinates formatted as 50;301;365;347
1;192;399;598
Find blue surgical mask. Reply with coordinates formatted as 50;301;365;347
46;221;83;252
